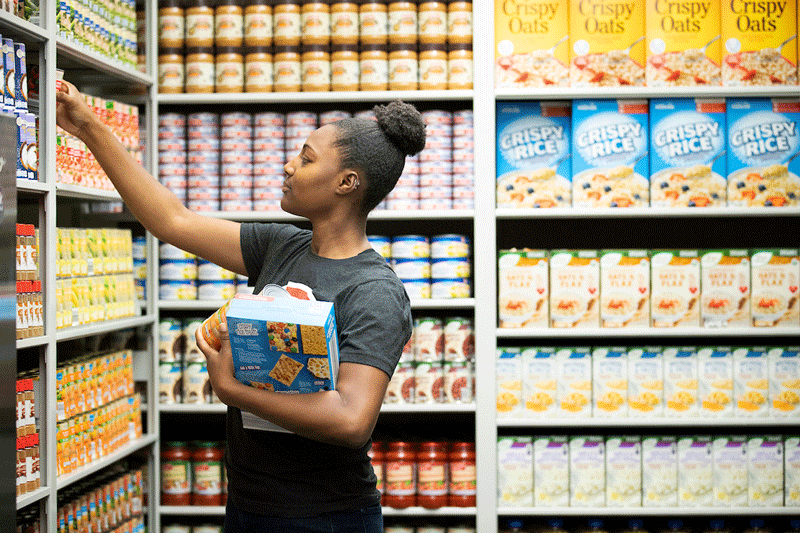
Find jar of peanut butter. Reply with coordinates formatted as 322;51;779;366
388;42;417;90
185;0;214;47
447;41;471;89
158;0;184;49
159;48;186;93
418;42;446;90
359;0;388;45
359;43;388;90
245;46;273;91
301;0;331;45
331;43;359;90
273;44;302;90
215;0;244;47
245;0;273;47
273;0;302;45
446;0;471;44
330;1;358;45
185;46;216;92
215;46;245;92
301;44;331;91
418;0;446;44
388;0;417;44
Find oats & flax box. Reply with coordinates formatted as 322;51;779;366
712;435;748;507
750;248;800;327
496;347;523;417
769;346;800;417
496;101;571;208
700;249;751;327
498;249;548;328
549;250;599;328
733;346;769;418
650;250;700;327
663;346;698;417
697;346;734;418
605;436;641;507
557;347;593;417
627;346;663;417
569;435;606;507
534;435;569;507
521;347;558;418
497;436;534;507
599;249;649;328
592;346;628;417
642;436;678;507
748;435;784;507
677;435;713;507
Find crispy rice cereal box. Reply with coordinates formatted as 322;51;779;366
663;346;698;417
785;436;800;506
496;102;572;208
726;99;800;207
556;347;593;417
645;0;721;86
592;347;628;417
521;347;558;418
748;435;784;507
750;248;800;327
570;435;606;507
600;250;650;327
627;346;663;417
700;249;751;327
650;250;701;327
697;346;734;417
677;435;713;507
498;436;534;507
549;250;599;328
733;346;770;417
569;0;646;87
534;435;570;507
496;347;523;417
712;436;748;507
606;436;642;507
495;0;569;87
498;249;549;328
768;346;800;416
642;436;678;507
722;1;797;86
649;99;727;207
572;100;649;207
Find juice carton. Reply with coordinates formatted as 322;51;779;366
750;248;800;327
664;346;698;417
498;436;534;507
498;249;549;329
496;347;523;417
697;346;734;417
606;436;642;507
677;435;713;507
784;436;800;506
733;346;770;417
533;435;570;507
13;42;25;110
628;346;663;417
600;249;649;327
556;347;593;417
700;249;751;327
650;250;701;327
769;346;800;416
549;250;599;328
712;435;748;507
570;435;605;507
521;347;558;418
747;435;784;507
642;436;678;507
592;346;628;417
2;38;14;112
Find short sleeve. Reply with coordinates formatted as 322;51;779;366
240;223;309;286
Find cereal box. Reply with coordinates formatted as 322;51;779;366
748;435;784;507
496;347;523;417
726;99;800;207
733;346;770;417
768;346;800;416
649;99;727;207
722;1;797;86
521;347;558;418
700;249;751;327
569;0;646;87
600;249;650;327
650;250;701;327
677;435;713;507
645;0;721;86
534;435;570;507
606;436;642;507
642;436;678;507
557;347;593;417
569;435;605;507
751;248;800;327
495;0;569;87
549;250;599;328
498;436;534;507
498;249;549;328
697;346;734;417
592;347;628;417
496;102;572;208
712;436;748;507
627;346;663;417
572;100;649;207
785;436;800;506
2;38;14;112
663;346;698;417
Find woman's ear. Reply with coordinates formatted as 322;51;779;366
337;169;361;195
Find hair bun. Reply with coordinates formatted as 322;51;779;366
373;101;427;157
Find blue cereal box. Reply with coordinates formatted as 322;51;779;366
2;38;15;112
726;99;800;207
14;42;25;110
572;99;649;207
650;98;727;207
496;101;571;208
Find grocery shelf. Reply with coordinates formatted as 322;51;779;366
56;314;156;342
16;335;48;350
17;179;52;195
382;506;477;516
16;486;50;511
156;90;474;105
0;10;49;43
497;507;800;516
496;207;800;220
56;36;154;87
410;298;475;310
159;404;227;414
496;326;800;339
497;417;800;428
55;183;122;201
159;403;476;414
200;209;475;222
495;86;800;100
158;298;476;311
160;506;226;515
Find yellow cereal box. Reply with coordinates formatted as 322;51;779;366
600;250;650;328
569;0;646;87
549;250;599;328
697;346;734;417
733;346;770;417
663;346;698;417
497;347;524;417
700;249;751;328
592;347;628;417
651;250;701;327
495;0;569;87
628;346;664;417
768;346;800;417
750;249;800;327
498;249;549;328
645;0;721;86
721;0;797;86
556;347;593;417
521;347;558;417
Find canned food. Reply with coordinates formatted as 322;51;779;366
253;125;285;138
253;199;283;211
319;110;351;125
401;279;431;299
132;237;147;259
187;125;220;139
431;278;470;298
254;112;285;126
452;186;474;199
253;150;285;164
220;187;253;200
221;199;254;212
420;186;452;200
443;317;474;361
187;187;220;201
188;176;221;188
220;112;252;126
161;176;188;189
431;258;470;279
368;235;391;258
286;124;316;139
220;138;252;152
183;361;211;404
162;525;192;533
188;162;219;175
159;163;188;177
385;198;420;211
193;526;224;533
453;123;474;138
160;280;198;300
419;148;453;163
403;158;420;173
159;126;186;140
183;318;205;362
419;174;451;187
188;138;220;151
160;113;187;127
452;161;474;175
160;259;199;280
425;125;453;138
391;235;430;259
135;278;147;300
220;126;252;140
453;109;473;123
384;526;415;533
252;188;281;200
452;197;474;209
221;152;253;165
188;112;219;126
451;174;473;187
159;139;188;152
221;163;253;176
253;175;283;187
396;174;420;188
384;361;415;403
198;260;237;280
159;318;184;362
452;148;474;162
160;243;197;260
431;234;470;258
452;134;473;149
285;111;317;126
187;199;220;211
416;526;447;533
414;316;443;361
444;361;473;403
420;198;453;211
399;330;414;362
221;176;254;189
187;151;219;165
421;109;452;124
159;151;187;165
392;258;431;279
198;279;237;300
415;361;444;403
424;135;452;150
386;187;420;201
284;138;306;152
160;361;183;404
419;160;452;175
253;139;284;151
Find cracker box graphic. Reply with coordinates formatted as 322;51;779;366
572;99;649;207
496;101;571;208
650;98;727;207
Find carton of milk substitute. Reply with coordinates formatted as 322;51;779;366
748;435;784;507
642;436;677;507
677;435;713;507
570;436;605;507
606;436;642;507
498;436;534;507
712;435;748;507
534;435;570;507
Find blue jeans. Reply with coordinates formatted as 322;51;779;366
224;501;384;533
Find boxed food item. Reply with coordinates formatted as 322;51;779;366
569;435;605;507
495;0;569;87
785;436;800;506
556;347;593;417
645;0;721;86
726;99;800;207
498;436;534;507
677;435;713;507
569;0;646;87
521;347;558;418
750;248;800;327
769;346;800;416
712;435;748;507
600;250;650;327
664;346;698;417
628;346;663;417
747;435;784;507
697;346;734;417
496;347;523;417
649;99;727;207
572;100;649;207
651;250;701;327
733;346;770;417
592;346;628;417
700;249;751;327
496;102;572;208
498;249;549;328
642;436;678;507
606;436;642;507
534;435;570;507
549;250;599;328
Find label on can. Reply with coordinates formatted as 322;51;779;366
444;361;473;403
198;280;237;300
414;317;443;361
159;361;183;404
401;279;431;299
391;235;430;259
431;258;470;279
160;280;198;301
183;361;211;404
415;361;444;403
160;259;198;280
431;234;470;258
444;317;474;362
385;361;415;403
431;279;470;299
392;258;431;280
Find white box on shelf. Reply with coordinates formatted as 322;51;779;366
534;435;569;508
712;435;748;507
592;347;628;418
733;346;770;417
569;435;605;507
663;346;698;417
677;435;713;508
769;346;800;417
498;436;534;507
627;346;663;418
521;347;557;418
605;436;642;507
556;347;592;418
496;347;523;418
747;435;784;507
697;346;734;418
642;436;678;507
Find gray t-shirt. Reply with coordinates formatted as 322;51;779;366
225;222;412;517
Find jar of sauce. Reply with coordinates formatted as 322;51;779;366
215;46;245;92
330;0;358;45
446;0;471;44
331;43;359;91
158;0;184;49
161;442;191;506
417;442;448;509
388;0;417;45
273;0;302;46
388;42;417;90
359;0;388;45
447;441;475;506
447;42;471;89
418;0;446;44
418;42;446;90
301;44;331;91
359;43;388;91
191;441;224;506
301;0;331;45
215;0;245;47
159;48;185;93
185;0;215;47
245;46;274;91
185;47;216;93
245;0;273;47
273;44;302;91
368;441;385;503
384;441;416;508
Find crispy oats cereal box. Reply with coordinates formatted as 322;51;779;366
592;347;629;417
627;346;664;417
496;347;523;417
534;435;570;507
556;347;593;417
748;435;784;507
606;436;642;507
712;435;748;507
722;1;797;86
645;0;721;86
700;249;751;327
663;346;698;417
697;346;734;418
495;0;569;87
569;0;646;87
768;346;800;417
750;248;800;327
496;102;572;208
549;250;599;328
677;435;713;507
726;99;800;207
570;435;606;507
498;249;549;328
572;100;649;207
650;250;701;327
784;436;800;506
642;436;678;507
497;436;534;507
521;347;558;418
733;346;770;417
600;250;650;327
650;98;727;207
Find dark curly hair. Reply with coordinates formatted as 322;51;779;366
332;101;426;215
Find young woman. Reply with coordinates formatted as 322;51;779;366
56;82;426;532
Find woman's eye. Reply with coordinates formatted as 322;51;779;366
300;155;311;165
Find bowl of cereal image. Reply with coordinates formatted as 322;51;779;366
751;291;790;322
727;165;800;207
499;293;538;324
550;292;589;324
650;166;726;207
601;293;639;323
651;292;690;324
701;292;740;321
497;169;571;208
573;167;649;207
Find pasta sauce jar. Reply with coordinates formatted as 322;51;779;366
368;441;385;502
447;441;475;506
384;441;416;508
331;44;359;91
244;0;273;46
185;0;215;47
161;441;191;506
192;441;224;506
416;442;448;509
330;0;359;45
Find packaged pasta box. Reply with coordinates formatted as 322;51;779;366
627;346;663;417
556;347;593;417
569;435;606;507
721;1;797;86
496;101;572;208
496;347;523;417
726;98;800;207
549;250;599;328
600;249;650;328
521;347;558;418
677;435;713;508
534;435;570;507
649;98;727;207
733;346;770;417
569;0;646;87
750;248;800;327
663;346;698;417
650;250;701;327
700;249;751;327
712;435;748;507
697;346;734;417
642;436;678;507
606;436;642;507
572;100;649;207
769;346;800;416
785;436;800;506
645;0;721;86
592;346;628;417
495;0;569;87
498;249;549;328
747;435;784;507
498;436;534;507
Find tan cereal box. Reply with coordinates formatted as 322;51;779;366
733;346;770;417
592;347;628;417
498;249;549;328
700;249;751;327
663;346;698;417
497;347;523;417
697;346;734;417
768;346;800;417
549;250;599;328
521;347;558;418
750;249;800;327
651;250;701;327
627;346;663;417
600;250;650;328
556;347;593;417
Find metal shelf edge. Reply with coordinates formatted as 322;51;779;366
17;179;52;194
56;434;158;491
200;210;475;222
55;183;123;201
0;11;49;42
157;90;474;105
158;404;476;414
497;418;800;428
56;314;157;342
496;207;800;219
16;486;51;510
496;327;800;339
497;507;800;516
17;335;48;349
56;37;154;86
157;299;476;311
382;507;477;516
496;86;800;100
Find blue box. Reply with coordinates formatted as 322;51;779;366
2;38;15;112
14;42;25;110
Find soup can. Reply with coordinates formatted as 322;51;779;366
160;280;198;300
391;235;430;259
431;234;470;259
401;279;431;299
431;278;470;299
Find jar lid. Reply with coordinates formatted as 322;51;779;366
302;43;330;53
193;441;221;447
186;0;215;7
216;0;242;6
389;42;417;52
450;441;475;450
158;47;185;55
216;46;245;55
448;42;472;52
274;0;300;4
274;44;302;54
331;0;358;5
164;441;189;447
360;43;387;52
389;0;417;5
418;441;446;449
418;0;445;5
358;0;387;6
447;0;471;6
301;0;330;5
185;46;215;54
245;45;273;54
159;0;184;8
247;0;273;5
418;42;446;52
331;43;358;53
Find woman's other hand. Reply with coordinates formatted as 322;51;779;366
55;80;99;139
196;322;240;405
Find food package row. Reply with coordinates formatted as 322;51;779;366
56;228;134;279
55;274;138;329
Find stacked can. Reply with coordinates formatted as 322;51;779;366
220;112;254;212
430;234;470;298
451;109;474;209
187;113;221;212
320;109;351;126
368;235;391;263
391;235;431;300
419;110;453;210
386;154;420;210
285;110;317;158
197;259;237;300
159;113;188;202
132;236;147;301
159;243;198;301
253;112;286;211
